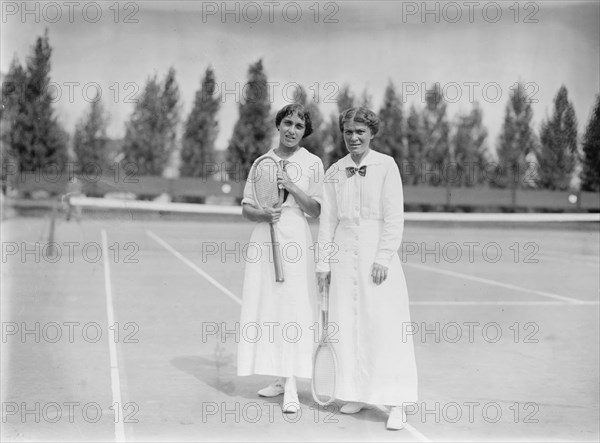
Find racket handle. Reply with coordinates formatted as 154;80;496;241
270;223;285;282
321;284;329;312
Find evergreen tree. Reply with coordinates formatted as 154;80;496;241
161;68;180;162
405;104;426;185
122;75;162;174
180;67;220;178
294;85;325;161
377;81;405;176
226;59;272;181
1;58;26;126
360;89;373;109
6;31;68;172
537;86;578;190
1;58;27;179
121;68;180;176
327;84;355;166
452;103;489;187
421;83;450;186
495;82;538;189
73;99;109;174
581;94;600;192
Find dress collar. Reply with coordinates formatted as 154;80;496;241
340;149;383;169
270;147;304;162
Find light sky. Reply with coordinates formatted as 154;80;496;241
1;0;598;153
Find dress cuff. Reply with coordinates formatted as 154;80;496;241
374;250;394;267
315;262;331;273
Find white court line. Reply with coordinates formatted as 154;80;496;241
411;300;600;306
404;423;433;442
374;406;431;442
405;262;591;304
540;251;599;262
146;230;242;305
536;255;599;268
403;212;600;223
148;230;433;442
101;230;126;442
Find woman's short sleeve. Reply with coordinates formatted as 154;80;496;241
241;164;257;207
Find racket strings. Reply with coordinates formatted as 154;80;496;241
313;344;336;401
253;161;280;208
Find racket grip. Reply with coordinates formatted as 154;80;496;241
270;223;285;282
321;284;329;312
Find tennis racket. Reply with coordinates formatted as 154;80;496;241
251;156;285;283
311;283;337;406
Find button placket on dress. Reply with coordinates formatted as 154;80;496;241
351;171;362;380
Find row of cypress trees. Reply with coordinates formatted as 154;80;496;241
2;32;599;192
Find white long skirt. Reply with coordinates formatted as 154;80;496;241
237;208;318;378
329;219;418;405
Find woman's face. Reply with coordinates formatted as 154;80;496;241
278;113;306;149
343;121;373;156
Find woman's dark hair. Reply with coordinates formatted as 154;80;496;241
338;107;380;136
275;104;313;139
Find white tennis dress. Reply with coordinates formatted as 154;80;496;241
316;149;418;405
237;147;324;378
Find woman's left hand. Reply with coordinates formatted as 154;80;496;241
371;263;388;285
317;271;330;292
276;164;321;218
277;169;296;194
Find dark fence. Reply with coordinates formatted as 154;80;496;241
8;171;600;211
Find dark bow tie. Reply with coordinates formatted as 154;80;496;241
346;165;367;177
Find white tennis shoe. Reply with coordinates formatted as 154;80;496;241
257;379;285;397
282;389;300;413
386;406;407;430
340;402;373;414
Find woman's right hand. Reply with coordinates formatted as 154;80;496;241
261;207;282;223
317;271;330;292
242;204;282;223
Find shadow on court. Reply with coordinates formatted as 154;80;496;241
172;355;237;397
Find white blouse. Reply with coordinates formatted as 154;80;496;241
316;149;404;270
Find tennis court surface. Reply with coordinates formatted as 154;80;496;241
2;205;599;442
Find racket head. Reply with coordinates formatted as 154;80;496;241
251;156;283;210
312;283;337;406
312;341;337;406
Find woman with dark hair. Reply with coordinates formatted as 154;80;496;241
237;104;324;414
316;107;418;430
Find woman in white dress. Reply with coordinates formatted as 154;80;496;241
316;107;418;430
237;104;324;413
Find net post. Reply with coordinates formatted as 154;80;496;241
46;197;58;259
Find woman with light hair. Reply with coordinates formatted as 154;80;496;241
316;107;418;430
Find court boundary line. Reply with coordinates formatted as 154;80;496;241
540;251;599;262
411;300;599;306
146;229;433;442
403;424;432;442
146;230;242;305
374;406;431;442
405;262;592;304
101;229;126;442
537;253;599;267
